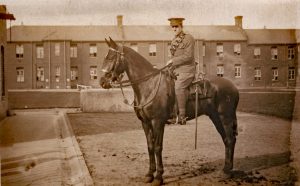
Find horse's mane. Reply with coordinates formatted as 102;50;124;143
123;46;158;72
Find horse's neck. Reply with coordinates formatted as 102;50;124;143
124;48;156;82
123;48;158;98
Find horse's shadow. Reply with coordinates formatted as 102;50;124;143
163;151;292;184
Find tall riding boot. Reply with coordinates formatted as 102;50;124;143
176;91;187;125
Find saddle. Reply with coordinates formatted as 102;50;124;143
189;76;211;99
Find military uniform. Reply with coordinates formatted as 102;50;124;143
168;18;196;124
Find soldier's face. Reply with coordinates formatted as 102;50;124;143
172;25;183;36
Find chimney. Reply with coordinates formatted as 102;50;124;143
117;15;123;27
234;16;243;28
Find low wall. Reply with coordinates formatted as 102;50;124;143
8;89;296;119
80;88;134;112
8;89;80;109
238;90;296;119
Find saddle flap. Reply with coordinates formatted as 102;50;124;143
189;79;210;98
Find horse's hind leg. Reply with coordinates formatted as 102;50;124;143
208;109;235;173
222;115;237;173
141;121;155;183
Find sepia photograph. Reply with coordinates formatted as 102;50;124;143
0;0;299;185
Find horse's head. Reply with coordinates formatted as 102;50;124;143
100;37;126;89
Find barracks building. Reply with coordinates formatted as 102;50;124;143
4;15;300;89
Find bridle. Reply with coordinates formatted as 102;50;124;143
104;46;125;83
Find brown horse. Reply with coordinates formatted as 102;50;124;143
100;37;239;186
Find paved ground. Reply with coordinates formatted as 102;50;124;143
68;112;297;186
0;109;92;186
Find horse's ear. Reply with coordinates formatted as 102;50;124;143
109;37;118;49
105;38;110;47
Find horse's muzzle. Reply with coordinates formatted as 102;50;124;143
100;77;112;89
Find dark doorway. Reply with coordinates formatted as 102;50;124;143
1;45;5;97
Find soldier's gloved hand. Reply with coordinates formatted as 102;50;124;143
166;59;173;67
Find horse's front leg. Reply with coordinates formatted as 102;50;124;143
141;121;155;183
151;119;165;186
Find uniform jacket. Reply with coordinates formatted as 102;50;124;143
170;32;196;74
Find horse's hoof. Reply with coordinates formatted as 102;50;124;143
144;174;154;183
223;167;233;175
151;178;163;186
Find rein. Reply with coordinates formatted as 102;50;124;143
119;72;163;109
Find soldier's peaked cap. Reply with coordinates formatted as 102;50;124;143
168;17;185;26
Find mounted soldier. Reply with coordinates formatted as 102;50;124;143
166;17;196;125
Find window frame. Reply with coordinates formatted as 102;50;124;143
233;43;241;55
89;66;97;80
216;43;224;58
234;64;241;78
54;43;60;56
288;67;296;80
217;64;224;77
70;66;79;81
271;46;278;60
16;44;24;59
272;67;279;81
254;67;261;81
254;47;261;59
16;67;25;82
89;44;97;57
149;43;157;56
287;46;295;60
36;44;44;59
70;44;78;58
37;67;45;82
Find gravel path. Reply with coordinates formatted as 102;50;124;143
68;112;296;185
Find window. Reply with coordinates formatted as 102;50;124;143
217;64;224;77
272;67;278;81
71;66;78;81
203;43;206;57
37;67;45;81
16;67;24;82
149;43;156;56
55;66;60;82
254;47;261;59
234;64;241;78
288;46;295;60
70;44;78;58
36;45;44;59
16;44;24;58
216;43;223;58
234;44;241;55
89;44;97;57
130;43;138;52
254;67;261;81
271;46;278;60
90;66;97;80
288;67;295;80
55;43;60;56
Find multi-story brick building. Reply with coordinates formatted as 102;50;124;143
5;16;299;89
0;5;14;119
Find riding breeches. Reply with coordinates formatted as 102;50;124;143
175;73;194;117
